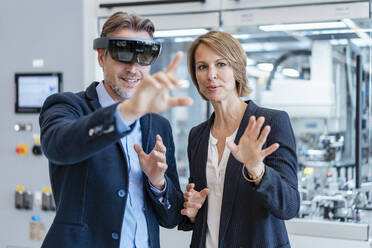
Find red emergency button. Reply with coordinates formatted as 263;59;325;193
16;143;28;156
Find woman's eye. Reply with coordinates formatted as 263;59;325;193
197;65;207;70
217;62;227;67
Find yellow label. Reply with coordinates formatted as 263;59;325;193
303;167;314;175
16;185;24;192
42;187;51;193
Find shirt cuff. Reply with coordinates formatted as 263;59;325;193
115;105;135;133
149;180;167;196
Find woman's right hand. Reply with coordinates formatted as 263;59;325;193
181;183;210;223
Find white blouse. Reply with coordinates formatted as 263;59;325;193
206;128;238;248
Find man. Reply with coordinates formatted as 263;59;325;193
39;11;192;248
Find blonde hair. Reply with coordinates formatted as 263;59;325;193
188;30;252;100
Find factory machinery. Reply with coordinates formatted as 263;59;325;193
260;40;372;247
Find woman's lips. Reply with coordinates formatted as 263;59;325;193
206;85;220;91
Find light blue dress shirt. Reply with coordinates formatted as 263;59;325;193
96;82;165;248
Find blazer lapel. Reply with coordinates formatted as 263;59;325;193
196;117;214;190
85;82;102;111
192;115;214;248
140;114;152;153
218;100;258;245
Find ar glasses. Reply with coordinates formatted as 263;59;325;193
93;37;161;66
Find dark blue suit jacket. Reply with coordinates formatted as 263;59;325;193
39;82;183;248
179;101;300;248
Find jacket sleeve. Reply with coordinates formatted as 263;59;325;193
145;121;184;228
39;93;130;165
254;110;300;220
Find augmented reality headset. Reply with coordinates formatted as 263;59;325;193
93;37;161;66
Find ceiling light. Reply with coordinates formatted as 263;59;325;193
257;63;274;72
246;58;255;66
174;37;194;43
233;34;251;39
179;80;190;88
282;68;300;77
242;43;279;52
350;38;372;47
155;28;208;38
342;18;371;41
259;21;347;31
329;39;348;46
294;28;372;36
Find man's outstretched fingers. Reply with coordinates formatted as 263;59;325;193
155;135;166;153
168;97;193;108
165;51;183;74
142;75;161;89
167;73;183;88
156;161;167;170
153;72;174;90
134;144;146;157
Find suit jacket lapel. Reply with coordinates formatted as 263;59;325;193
85;82;102;111
140;114;152;153
218;100;258;245
197;116;214;190
191;115;214;248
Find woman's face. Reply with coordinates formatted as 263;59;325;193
194;43;237;102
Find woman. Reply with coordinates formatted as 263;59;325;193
179;30;300;248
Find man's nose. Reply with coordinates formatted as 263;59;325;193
124;62;140;73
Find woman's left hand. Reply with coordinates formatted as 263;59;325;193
226;116;279;177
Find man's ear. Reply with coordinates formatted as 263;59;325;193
97;49;105;68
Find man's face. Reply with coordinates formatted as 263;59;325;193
98;28;152;101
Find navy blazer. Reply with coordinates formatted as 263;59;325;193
179;101;300;248
39;82;183;248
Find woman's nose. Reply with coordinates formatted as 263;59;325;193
208;67;217;81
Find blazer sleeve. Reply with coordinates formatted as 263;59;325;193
39;93;131;165
254;110;300;220
145;121;184;228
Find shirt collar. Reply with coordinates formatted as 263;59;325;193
96;81;116;108
96;81;139;128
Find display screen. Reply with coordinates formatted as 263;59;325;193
15;73;62;113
